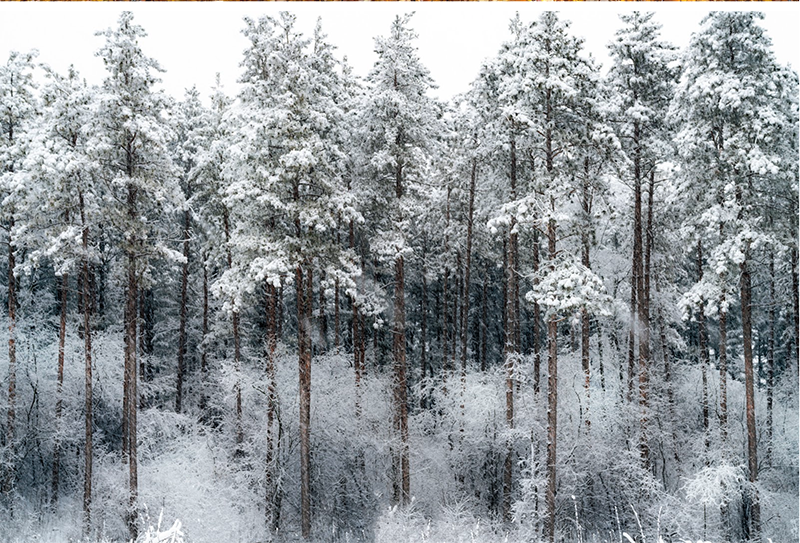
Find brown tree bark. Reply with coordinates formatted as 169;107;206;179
581;157;592;430
297;265;312;538
792;248;799;378
502;132;519;523
4;216;17;497
334;276;340;350
265;281;280;530
393;254;410;505
123;181;139;542
766;254;775;465
79;192;93;534
696;240;710;459
719;299;728;445
224;208;244;452
52;272;68;503
480;271;488;373
461;159;476;372
176;208;190;414
200;256;209;413
319;271;328;352
740;252;761;538
420;252;428;409
638;168;654;465
392;157;410;506
545;212;558;543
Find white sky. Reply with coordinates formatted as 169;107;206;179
1;3;798;104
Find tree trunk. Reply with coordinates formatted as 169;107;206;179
421;253;428;409
697;240;709;458
176;209;190;413
719;299;728;445
545;213;558;543
80;192;93;534
224;208;244;452
503;132;519;523
533;230;541;394
319;271;328;352
581;157;592;430
123;182;139;542
792;248;799;379
766;254;775;465
638;168;654;466
461;158;476;373
4;215;17;496
52;273;68;503
334;276;340;350
740;252;760;537
481;271;488;373
200;256;209;413
297;265;312;538
266;281;280;530
351;220;363;419
393;252;410;505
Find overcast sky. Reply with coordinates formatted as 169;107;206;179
1;3;798;104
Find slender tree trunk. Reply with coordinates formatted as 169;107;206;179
334;276;340;350
696;240;709;459
792;248;799;378
224;208;244;452
628;122;643;405
740;252;761;537
52;272;68;503
581;158;592;430
638;168;654;466
265;281;279;530
200;256;209;413
461;158;476;374
393;156;410;506
297;264;312;539
480;271;488;373
350;220;363;419
545;212;558;543
719;299;728;445
533;230;541;394
4;216;17;496
319;271;328;352
123;181;139;542
421;253;428;409
443;185;451;375
176;208;190;413
503;132;519;523
393;254;410;505
79;192;93;534
766;255;775;465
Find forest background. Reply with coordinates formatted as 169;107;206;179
0;4;798;543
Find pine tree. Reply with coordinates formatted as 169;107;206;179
16;64;100;530
219;13;360;537
0;49;38;501
607;11;677;466
672;12;796;539
92;13;181;539
361;13;440;506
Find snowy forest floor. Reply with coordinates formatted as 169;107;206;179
1;315;797;543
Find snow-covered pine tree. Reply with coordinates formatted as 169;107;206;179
16;64;100;530
672;12;797;539
92;12;182;540
516;13;602;542
606;10;677;467
360;13;440;507
171;86;206;415
218;13;360;538
0;49;38;501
